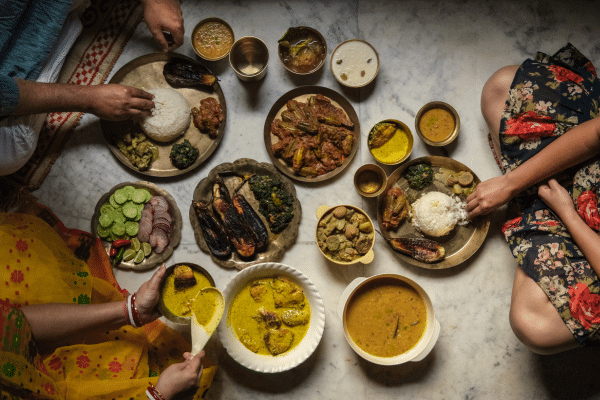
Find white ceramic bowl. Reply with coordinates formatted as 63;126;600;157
338;274;440;365
217;262;325;372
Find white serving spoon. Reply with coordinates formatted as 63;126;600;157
190;287;225;355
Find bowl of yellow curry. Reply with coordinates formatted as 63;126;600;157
368;119;413;165
338;274;440;365
415;101;460;147
217;262;325;373
159;263;216;325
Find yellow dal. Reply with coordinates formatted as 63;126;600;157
419;108;455;142
228;277;310;356
369;128;410;164
161;270;212;317
346;279;427;357
193;21;234;59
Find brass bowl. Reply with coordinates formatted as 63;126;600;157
158;262;216;325
330;39;379;88
354;164;387;198
315;205;375;265
368;119;414;165
277;26;327;75
415;101;460;147
191;18;235;61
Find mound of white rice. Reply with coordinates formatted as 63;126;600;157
410;191;468;237
140;88;191;143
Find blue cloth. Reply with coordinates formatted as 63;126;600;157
0;0;74;115
0;76;19;117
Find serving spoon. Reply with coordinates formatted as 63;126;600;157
190;287;225;355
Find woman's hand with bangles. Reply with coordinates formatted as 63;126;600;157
134;263;167;324
155;351;205;400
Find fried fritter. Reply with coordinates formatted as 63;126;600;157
281;309;310;326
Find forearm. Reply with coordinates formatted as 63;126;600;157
555;207;600;277
21;301;127;347
12;79;95;116
504;117;600;196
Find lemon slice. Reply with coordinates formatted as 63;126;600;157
142;242;152;257
130;238;141;252
133;249;145;264
122;248;136;262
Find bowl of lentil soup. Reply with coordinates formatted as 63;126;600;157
415;101;460;146
338;274;440;365
191;18;235;61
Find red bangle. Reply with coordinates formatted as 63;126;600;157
146;385;166;400
131;293;143;327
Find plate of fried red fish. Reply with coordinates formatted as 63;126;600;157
264;86;359;182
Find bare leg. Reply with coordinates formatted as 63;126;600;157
509;268;578;354
482;65;578;353
480;65;519;157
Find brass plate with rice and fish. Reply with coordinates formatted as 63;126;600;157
101;53;226;177
91;181;182;271
264;86;360;183
190;158;302;270
377;156;490;269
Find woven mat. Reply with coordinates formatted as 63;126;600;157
0;0;143;211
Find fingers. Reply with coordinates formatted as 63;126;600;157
148;263;167;290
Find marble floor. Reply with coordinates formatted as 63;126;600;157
33;0;600;399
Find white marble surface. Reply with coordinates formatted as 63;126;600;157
33;0;600;398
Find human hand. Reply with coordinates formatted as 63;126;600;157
135;263;167;324
140;0;184;52
538;179;576;218
466;174;515;219
155;351;205;400
87;84;154;121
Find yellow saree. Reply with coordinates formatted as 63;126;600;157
0;205;217;400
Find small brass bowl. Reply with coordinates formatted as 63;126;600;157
191;18;235;61
229;36;269;81
158;262;216;325
415;101;460;147
277;26;327;75
354;164;387;198
368;119;413;165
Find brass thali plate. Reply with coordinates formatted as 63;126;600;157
101;53;226;177
264;86;359;182
378;156;490;269
190;158;302;270
91;181;182;270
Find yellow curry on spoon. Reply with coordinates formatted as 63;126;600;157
190;287;225;355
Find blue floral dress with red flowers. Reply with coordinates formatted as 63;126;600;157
499;43;600;345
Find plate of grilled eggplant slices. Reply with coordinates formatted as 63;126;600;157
189;158;302;269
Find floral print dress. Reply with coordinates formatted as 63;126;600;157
499;43;600;345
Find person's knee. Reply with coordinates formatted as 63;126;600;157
481;65;518;109
509;301;576;355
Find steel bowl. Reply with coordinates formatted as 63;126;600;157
229;36;269;82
